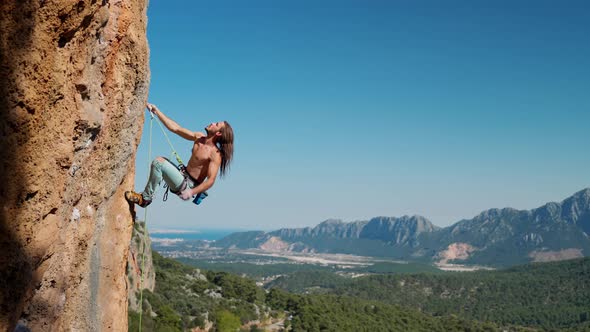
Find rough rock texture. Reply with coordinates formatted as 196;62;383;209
127;221;155;312
436;242;477;264
528;248;584;263
0;0;149;330
272;219;369;240
259;236;290;252
360;216;439;246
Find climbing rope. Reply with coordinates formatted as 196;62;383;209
153;112;184;166
138;111;153;332
138;109;193;330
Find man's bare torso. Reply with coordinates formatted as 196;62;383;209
185;137;218;183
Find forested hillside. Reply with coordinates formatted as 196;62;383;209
268;257;590;330
130;252;528;331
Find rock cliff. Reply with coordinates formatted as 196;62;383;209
0;0;149;330
127;221;155;313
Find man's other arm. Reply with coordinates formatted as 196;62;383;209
147;103;204;141
190;154;221;196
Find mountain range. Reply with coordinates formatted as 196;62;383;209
215;188;590;267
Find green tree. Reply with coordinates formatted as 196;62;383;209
155;304;182;331
216;310;241;332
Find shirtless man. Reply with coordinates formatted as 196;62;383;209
125;103;234;207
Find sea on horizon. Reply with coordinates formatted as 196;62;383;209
149;229;243;241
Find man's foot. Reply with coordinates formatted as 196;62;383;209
125;191;151;208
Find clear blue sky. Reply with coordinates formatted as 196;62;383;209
135;0;590;231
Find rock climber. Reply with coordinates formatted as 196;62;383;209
125;103;234;207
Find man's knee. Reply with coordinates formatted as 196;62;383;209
152;156;166;167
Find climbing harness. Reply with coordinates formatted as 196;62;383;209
162;172;208;204
161;158;189;202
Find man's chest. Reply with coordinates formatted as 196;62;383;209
191;141;211;163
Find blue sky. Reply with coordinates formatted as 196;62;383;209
135;0;590;230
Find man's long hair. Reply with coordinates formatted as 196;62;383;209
217;121;234;178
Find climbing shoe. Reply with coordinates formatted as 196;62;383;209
125;191;151;208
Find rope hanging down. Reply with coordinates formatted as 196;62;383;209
138;111;153;332
138;109;208;330
139;110;191;331
153;112;184;166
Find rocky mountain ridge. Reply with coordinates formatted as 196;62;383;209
216;188;590;267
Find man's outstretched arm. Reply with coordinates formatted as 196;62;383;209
147;103;204;141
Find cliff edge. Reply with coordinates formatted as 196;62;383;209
0;0;149;330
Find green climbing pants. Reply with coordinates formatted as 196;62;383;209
142;157;186;201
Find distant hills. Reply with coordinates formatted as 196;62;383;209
215;188;590;267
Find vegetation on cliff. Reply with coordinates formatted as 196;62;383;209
129;252;265;331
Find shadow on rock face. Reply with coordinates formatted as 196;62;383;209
0;1;38;329
128;200;137;223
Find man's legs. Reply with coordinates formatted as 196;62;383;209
126;156;185;207
142;157;185;201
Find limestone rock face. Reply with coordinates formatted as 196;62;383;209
0;0;149;330
127;221;155;312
